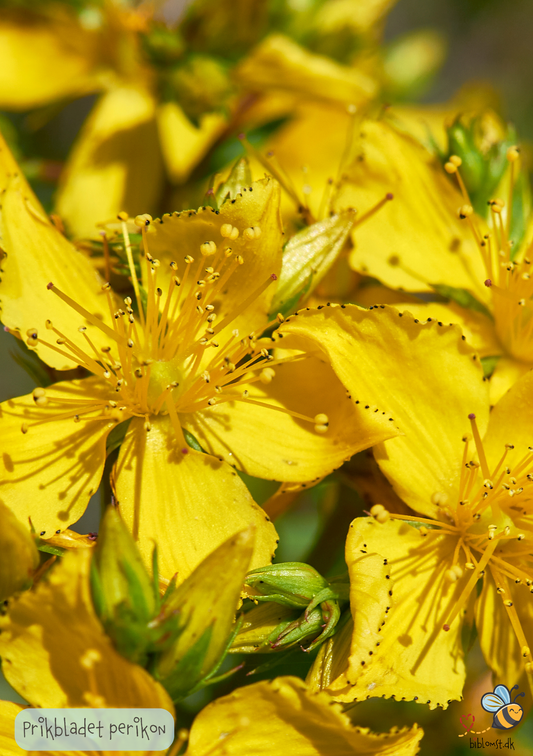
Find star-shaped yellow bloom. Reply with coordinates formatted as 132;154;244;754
0;136;399;583
279;304;533;706
339;117;533;404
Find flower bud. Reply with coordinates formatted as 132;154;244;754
245;562;331;608
238;563;350;652
0;502;39;601
153;528;255;701
269;209;357;317
90;507;157;665
230;602;300;653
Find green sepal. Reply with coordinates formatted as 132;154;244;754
182;427;206;453
481;355;500;379
214;157;253;207
270;606;324;649
430;284;493;319
153;529;255;696
158;626;214;700
106;419;132;456
269;209;356;318
90;507;157;664
36;542;66;557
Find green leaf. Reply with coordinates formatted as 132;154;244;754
36;542;66;557
480;355;500;379
182;427;206;453
106;419;132;456
431;284;493;319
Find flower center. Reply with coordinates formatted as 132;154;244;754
377;411;533;671
17;213;329;440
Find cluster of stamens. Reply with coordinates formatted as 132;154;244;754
371;412;533;671
15;212;329;443
446;149;533;360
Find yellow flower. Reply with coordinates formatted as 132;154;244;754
0;548;174;756
183;676;423;756
0;136;399;583
279;304;533;705
339;117;533;404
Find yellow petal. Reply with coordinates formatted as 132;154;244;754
0;702;27;756
0;377;117;536
337;518;466;708
483;369;533;474
157;102;226;183
235;34;377;105
147;176;283;337
185;676;423;756
0;550;174;714
279;304;489;518
0;134;111;370
114;416;278;584
43;529;98;551
56;86;164;239
183;354;400;482
384;300;501;357
339;120;487;298
0;12;102;110
0;501;39;601
476;573;533;687
489;356;531;406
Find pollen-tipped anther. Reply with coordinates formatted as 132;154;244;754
370;504;390;523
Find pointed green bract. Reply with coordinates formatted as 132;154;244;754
153;528;255;700
90;507;158;665
269;209;356;317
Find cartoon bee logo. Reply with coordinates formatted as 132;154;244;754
481;684;525;730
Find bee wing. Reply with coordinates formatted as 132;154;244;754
494;685;511;704
481;693;505;712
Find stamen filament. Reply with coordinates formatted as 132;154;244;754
121;218;145;328
48;283;126;346
442;538;498;631
468;414;491;480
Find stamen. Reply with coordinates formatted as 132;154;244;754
468;413;491;480
442;537;498;632
370;504;390;523
445;156;471;205
353;193;394;228
122;213;145;327
47;283;126;346
198;274;278;342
